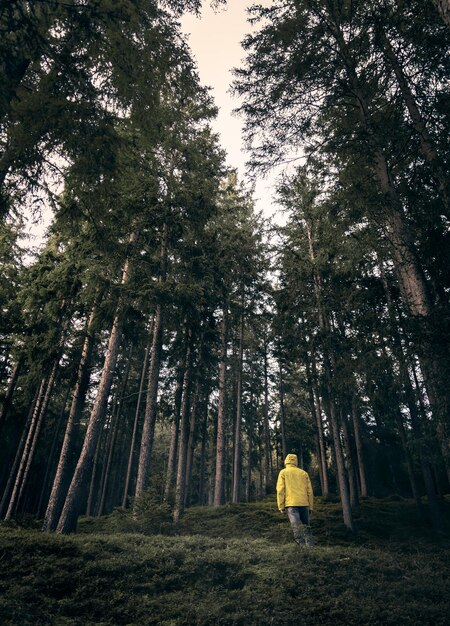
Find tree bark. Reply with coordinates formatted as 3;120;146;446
56;234;137;533
198;392;210;506
214;307;228;506
134;224;168;499
37;382;71;519
341;411;359;508
43;305;97;531
173;331;193;523
97;349;132;516
232;312;244;503
351;396;368;497
0;383;41;518
262;336;271;493
278;361;287;462
122;336;151;508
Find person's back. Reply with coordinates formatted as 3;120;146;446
276;453;314;546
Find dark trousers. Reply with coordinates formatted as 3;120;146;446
286;506;313;546
286;506;310;526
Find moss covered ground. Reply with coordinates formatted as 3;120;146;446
0;496;449;625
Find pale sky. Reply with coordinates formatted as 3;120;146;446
181;1;282;224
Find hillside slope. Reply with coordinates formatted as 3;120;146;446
0;497;449;625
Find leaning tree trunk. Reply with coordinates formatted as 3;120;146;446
4;371;50;520
214;307;228;506
43;305;97;531
163;365;184;503
37;383;71;518
134;225;168;499
0;383;41;518
56;234;137;534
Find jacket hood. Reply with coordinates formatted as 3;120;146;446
284;454;298;467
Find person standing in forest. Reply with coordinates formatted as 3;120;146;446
276;453;314;547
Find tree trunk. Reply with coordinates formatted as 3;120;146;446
135;224;168;499
262;337;271;493
163;358;185;503
122;337;151;508
278;361;287;461
307;358;329;496
43;305;97;531
330;17;450;478
214;307;228;506
173;332;193;523
232;313;244;504
198;392;210;506
351;396;368;497
341;411;359;508
56;235;137;534
37;383;71;518
97;350;132;516
0;384;41;518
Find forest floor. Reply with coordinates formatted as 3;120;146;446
0;496;449;625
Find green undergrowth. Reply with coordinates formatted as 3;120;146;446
1;497;449;625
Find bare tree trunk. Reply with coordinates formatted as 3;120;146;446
214;307;228;506
37;383;71;518
163;360;185;503
86;431;103;517
341;411;359;508
173;332;193;523
43;305;97;531
351;396;368;497
232;313;244;504
56;235;136;534
198;392;210;506
135;225;168;499
97;350;132;516
262;337;271;494
185;378;201;508
307;358;329;496
0;384;41;518
0;356;22;429
122;337;151;509
4;367;54;520
278;362;287;461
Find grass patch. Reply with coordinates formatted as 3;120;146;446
1;497;449;625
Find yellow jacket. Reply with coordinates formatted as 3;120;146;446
276;454;314;511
